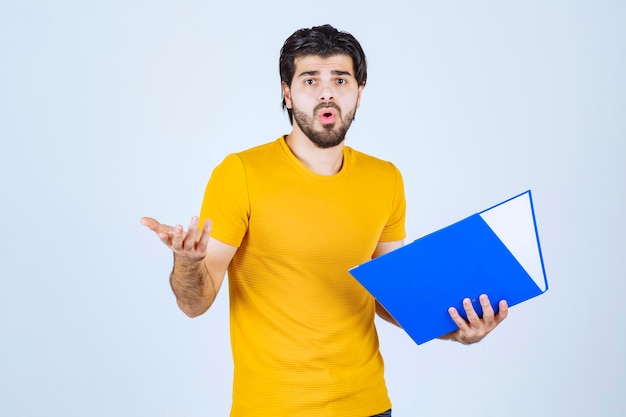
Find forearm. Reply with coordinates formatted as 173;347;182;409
372;241;405;327
376;301;401;328
170;254;216;318
438;331;459;342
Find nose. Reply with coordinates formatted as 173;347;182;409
318;81;334;102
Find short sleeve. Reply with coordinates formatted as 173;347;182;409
379;163;406;242
199;154;250;247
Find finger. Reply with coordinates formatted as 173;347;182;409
171;224;185;250
141;217;175;236
183;216;200;249
141;217;160;232
463;297;480;324
448;306;469;331
496;299;509;322
479;294;495;322
196;219;213;252
141;217;176;247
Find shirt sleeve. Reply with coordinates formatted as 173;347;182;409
199;153;250;247
379;162;407;242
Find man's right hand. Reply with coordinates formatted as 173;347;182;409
141;216;212;264
142;215;236;317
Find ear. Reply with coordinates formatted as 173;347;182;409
282;81;293;109
356;84;364;108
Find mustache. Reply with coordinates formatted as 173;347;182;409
314;102;340;113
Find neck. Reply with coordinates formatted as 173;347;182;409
284;131;344;176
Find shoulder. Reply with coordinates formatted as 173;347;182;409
213;138;283;174
345;146;403;178
235;138;283;162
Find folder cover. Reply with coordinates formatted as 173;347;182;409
349;190;548;345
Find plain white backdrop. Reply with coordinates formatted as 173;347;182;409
1;1;624;416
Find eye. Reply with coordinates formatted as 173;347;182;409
305;79;315;85
336;78;346;85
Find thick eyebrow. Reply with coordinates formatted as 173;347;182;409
332;70;352;77
297;70;353;78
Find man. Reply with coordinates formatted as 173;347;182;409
142;24;507;417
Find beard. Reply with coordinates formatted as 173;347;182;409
292;102;357;149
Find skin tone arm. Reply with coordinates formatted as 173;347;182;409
371;240;405;327
370;240;509;345
141;216;237;318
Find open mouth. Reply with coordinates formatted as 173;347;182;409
319;109;337;124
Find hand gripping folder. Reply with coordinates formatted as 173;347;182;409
349;190;548;345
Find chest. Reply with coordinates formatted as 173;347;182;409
244;174;392;263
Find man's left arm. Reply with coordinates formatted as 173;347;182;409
371;240;404;327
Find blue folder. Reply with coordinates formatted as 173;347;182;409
349;190;548;345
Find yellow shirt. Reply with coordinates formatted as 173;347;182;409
200;137;406;417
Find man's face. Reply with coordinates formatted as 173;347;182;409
282;54;364;149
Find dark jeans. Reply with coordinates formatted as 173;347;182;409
371;410;392;417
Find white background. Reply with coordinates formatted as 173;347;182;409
1;1;624;416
